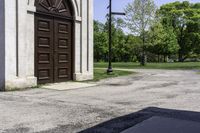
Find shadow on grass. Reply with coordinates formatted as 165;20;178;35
93;69;135;81
79;107;200;133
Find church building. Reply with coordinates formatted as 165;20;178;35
0;0;94;91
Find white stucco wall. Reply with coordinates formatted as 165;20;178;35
2;0;94;90
4;0;37;90
4;0;18;89
74;0;94;80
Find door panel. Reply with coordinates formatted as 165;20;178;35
35;15;72;84
54;18;72;82
35;15;54;84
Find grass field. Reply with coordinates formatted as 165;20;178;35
93;69;134;81
94;62;200;70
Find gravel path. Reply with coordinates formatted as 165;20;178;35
0;69;200;133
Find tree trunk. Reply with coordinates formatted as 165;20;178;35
164;55;166;62
178;25;185;62
178;50;184;62
96;53;100;62
140;33;146;66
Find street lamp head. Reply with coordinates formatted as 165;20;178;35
111;12;126;16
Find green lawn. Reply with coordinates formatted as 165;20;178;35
93;69;134;81
94;62;200;70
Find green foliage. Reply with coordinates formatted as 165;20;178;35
158;1;200;62
148;22;179;60
94;19;142;62
94;20;108;62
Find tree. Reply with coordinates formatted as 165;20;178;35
148;21;179;62
125;0;156;65
93;19;142;62
94;20;108;62
125;35;142;62
161;28;179;62
159;1;200;62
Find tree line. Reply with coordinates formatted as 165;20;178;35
94;1;200;64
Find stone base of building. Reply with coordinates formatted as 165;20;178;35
5;77;37;91
73;73;94;81
4;73;93;91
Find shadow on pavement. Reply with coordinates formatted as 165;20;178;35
79;107;200;133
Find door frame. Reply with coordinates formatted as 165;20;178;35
34;12;75;84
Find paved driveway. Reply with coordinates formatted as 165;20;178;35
1;69;200;133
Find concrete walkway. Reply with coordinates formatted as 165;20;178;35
0;69;200;133
41;82;97;91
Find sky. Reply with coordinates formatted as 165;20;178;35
94;0;200;23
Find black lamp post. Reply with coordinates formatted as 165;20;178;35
107;0;125;74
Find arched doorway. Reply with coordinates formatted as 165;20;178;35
35;0;74;84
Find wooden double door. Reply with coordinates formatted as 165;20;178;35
35;14;73;84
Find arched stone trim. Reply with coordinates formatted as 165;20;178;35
27;0;80;20
73;0;79;17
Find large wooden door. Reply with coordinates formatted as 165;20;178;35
35;14;72;84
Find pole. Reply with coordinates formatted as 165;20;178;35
107;0;125;73
107;0;113;73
